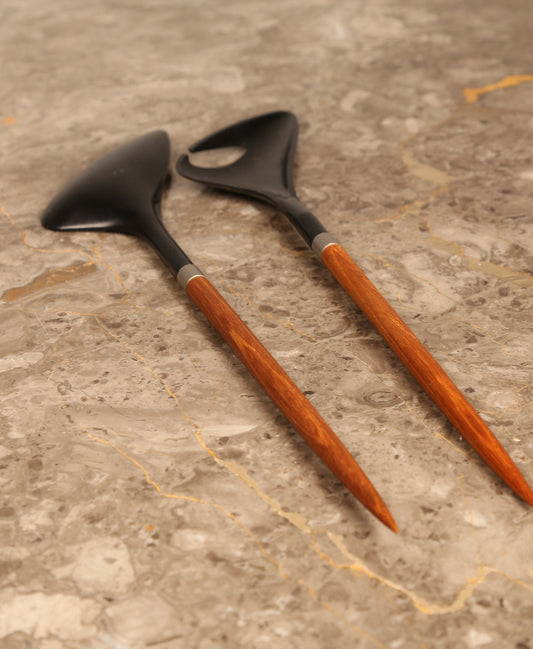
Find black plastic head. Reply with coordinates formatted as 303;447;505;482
176;111;327;247
41;130;193;275
42;130;171;237
176;111;299;206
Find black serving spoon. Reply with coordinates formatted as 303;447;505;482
41;130;398;532
176;111;533;508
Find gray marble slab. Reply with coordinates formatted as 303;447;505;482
1;1;532;647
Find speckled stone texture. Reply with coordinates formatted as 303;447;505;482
1;1;533;648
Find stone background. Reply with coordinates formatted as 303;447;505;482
1;1;532;647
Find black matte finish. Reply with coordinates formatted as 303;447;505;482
176;111;327;247
41;131;192;275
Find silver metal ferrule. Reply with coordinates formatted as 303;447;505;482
311;232;338;259
177;263;204;289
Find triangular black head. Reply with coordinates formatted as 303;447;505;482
41;130;170;238
176;111;299;207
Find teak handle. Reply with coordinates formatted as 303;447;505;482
321;242;533;505
185;274;397;531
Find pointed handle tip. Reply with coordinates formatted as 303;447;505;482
369;498;399;533
515;479;533;508
381;511;399;534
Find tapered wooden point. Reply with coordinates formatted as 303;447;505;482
503;467;533;507
345;472;399;532
347;473;399;532
332;446;399;531
520;485;533;508
444;411;533;508
375;502;399;533
337;473;399;532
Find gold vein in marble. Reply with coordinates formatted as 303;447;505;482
91;246;132;295
324;532;494;615
94;316;198;429
381;82;533;288
81;422;533;624
414;222;533;288
79;306;319;533
463;74;533;103
84;429;388;649
195;429;311;533
2;204;93;259
87;431;290;581
59;352;459;635
2;262;97;303
314;477;533;615
379;187;450;224
380;183;533;289
399;146;453;186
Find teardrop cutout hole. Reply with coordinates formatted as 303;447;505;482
188;146;246;168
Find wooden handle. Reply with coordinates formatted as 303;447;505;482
321;243;533;505
185;274;398;531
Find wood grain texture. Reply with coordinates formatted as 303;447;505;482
321;242;533;506
185;274;398;531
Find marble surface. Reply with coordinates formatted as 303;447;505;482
1;1;533;647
